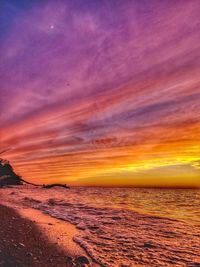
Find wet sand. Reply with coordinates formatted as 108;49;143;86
0;204;94;267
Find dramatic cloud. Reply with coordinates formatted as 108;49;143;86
0;0;200;186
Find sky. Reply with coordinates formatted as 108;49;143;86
0;0;200;187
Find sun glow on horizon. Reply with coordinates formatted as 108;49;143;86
0;0;200;187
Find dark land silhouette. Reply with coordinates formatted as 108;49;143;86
0;159;22;187
0;158;70;189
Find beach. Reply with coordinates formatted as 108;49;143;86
0;204;69;267
0;186;200;267
0;197;96;267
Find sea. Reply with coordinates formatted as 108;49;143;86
3;186;200;266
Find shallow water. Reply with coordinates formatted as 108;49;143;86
3;186;200;266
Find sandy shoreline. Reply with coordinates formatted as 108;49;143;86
1;186;199;266
0;202;97;267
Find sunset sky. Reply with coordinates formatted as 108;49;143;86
0;0;200;187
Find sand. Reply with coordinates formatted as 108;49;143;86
0;203;95;267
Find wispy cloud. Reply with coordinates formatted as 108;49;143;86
0;0;200;186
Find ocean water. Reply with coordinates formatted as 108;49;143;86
5;187;200;266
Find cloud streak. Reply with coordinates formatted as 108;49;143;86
0;0;200;186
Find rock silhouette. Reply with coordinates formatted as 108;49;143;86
43;184;70;189
0;158;70;189
0;159;22;187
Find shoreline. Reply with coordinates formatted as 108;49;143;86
1;186;199;266
0;202;97;267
